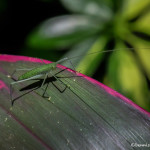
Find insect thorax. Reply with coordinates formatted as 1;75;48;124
18;62;57;80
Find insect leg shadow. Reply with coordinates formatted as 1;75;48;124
11;69;82;105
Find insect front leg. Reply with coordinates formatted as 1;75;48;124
66;57;76;72
40;76;51;98
38;73;50;97
40;73;48;88
57;57;76;72
49;71;70;89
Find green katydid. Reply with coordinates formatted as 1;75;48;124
10;47;149;103
10;57;76;102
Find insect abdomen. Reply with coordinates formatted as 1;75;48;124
18;63;56;80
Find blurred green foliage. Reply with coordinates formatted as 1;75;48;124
24;0;150;111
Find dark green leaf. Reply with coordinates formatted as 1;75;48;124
0;55;150;149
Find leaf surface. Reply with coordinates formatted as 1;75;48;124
0;54;150;150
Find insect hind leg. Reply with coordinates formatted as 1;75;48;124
10;79;30;104
10;74;43;104
37;73;51;98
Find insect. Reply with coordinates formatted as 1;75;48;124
10;47;149;103
10;57;75;103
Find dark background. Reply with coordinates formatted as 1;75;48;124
0;0;68;55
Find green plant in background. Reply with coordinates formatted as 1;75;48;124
25;0;150;111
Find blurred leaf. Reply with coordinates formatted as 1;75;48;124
122;0;150;19
75;36;109;76
60;0;113;19
106;43;150;111
21;48;64;62
124;34;150;79
26;15;103;50
61;37;97;68
61;36;109;76
1;54;150;149
130;10;150;35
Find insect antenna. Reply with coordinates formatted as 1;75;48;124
69;47;150;60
